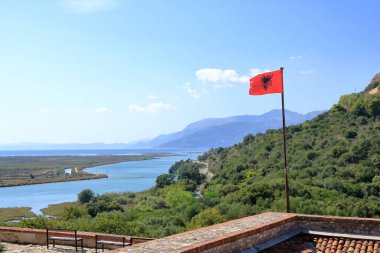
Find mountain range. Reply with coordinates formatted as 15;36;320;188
0;109;323;150
130;109;324;148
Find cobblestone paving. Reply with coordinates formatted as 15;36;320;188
112;212;295;253
2;243;96;253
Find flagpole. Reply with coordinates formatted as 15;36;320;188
280;67;290;213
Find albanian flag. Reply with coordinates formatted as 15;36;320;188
249;69;283;95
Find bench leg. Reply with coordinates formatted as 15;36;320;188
75;240;77;252
102;244;104;252
81;239;83;251
47;239;49;249
53;239;55;248
95;243;98;253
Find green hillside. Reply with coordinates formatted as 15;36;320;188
14;72;380;238
199;72;380;217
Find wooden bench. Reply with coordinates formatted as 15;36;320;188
46;228;83;252
95;234;130;252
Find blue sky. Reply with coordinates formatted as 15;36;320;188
0;0;379;144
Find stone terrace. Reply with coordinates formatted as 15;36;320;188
110;212;298;253
2;212;380;253
2;242;95;253
110;213;380;253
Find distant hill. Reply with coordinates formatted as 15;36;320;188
131;110;324;148
0;143;129;151
2;110;323;151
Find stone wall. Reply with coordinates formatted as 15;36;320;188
0;227;152;250
0;227;47;246
194;220;298;253
110;212;297;253
2;213;380;253
297;214;380;235
110;213;380;253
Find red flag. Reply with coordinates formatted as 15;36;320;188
249;69;283;95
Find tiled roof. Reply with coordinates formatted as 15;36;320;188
261;234;380;253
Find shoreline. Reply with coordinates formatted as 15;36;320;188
0;172;108;188
0;153;171;188
0;151;201;221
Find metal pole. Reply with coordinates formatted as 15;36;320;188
280;67;290;213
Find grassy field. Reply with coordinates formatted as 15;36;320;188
0;207;36;222
41;202;80;216
0;154;168;187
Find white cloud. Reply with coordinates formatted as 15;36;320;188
94;107;108;113
196;68;249;88
147;95;158;100
249;68;271;77
40;108;54;113
300;69;315;75
63;0;117;13
182;83;200;99
196;68;271;88
129;102;173;113
289;56;303;60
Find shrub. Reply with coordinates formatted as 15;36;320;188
86;199;123;217
0;242;5;252
19;216;52;229
61;206;87;220
190;208;225;228
344;130;357;139
166;186;195;211
307;152;318;160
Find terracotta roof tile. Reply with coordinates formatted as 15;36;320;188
260;234;380;253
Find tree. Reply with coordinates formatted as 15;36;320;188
78;189;95;204
331;104;346;112
177;166;204;184
352;100;368;116
243;134;255;145
368;98;380;118
156;174;175;188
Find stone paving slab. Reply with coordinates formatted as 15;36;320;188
111;212;296;253
2;242;96;253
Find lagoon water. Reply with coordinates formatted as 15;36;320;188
0;149;205;214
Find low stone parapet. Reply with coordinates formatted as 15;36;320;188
2;213;380;253
110;212;298;253
297;214;380;235
108;213;380;253
0;226;152;250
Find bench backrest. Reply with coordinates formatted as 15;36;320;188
130;237;154;245
46;228;78;238
95;234;127;243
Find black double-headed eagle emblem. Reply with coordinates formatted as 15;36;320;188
260;74;273;90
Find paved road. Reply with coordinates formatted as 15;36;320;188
193;160;214;198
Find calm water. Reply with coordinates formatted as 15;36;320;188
0;149;206;214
